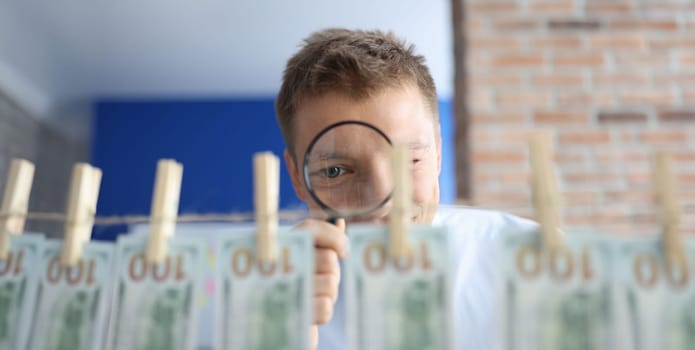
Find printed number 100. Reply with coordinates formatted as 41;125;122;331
363;241;433;273
128;253;185;282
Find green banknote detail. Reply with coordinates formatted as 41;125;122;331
617;237;695;350
106;235;204;350
215;228;313;350
0;280;21;347
346;224;452;350
497;229;615;350
29;240;113;350
0;234;43;350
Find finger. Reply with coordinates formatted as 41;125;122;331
315;248;339;274
314;273;340;302
314;296;334;325
310;325;318;350
335;218;346;231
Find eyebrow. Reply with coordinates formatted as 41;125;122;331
408;143;431;152
310;152;354;162
309;143;430;162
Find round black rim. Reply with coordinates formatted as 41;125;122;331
302;120;393;220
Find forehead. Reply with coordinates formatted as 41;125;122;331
306;122;392;162
292;85;436;158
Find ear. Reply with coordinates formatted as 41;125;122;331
284;149;307;201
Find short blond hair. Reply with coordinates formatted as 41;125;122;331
275;28;439;155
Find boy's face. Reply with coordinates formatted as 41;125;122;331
285;84;441;224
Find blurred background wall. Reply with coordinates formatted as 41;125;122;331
1;0;694;238
0;91;86;235
0;1;454;238
463;0;695;234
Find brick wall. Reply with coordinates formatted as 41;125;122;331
465;0;695;234
0;91;87;237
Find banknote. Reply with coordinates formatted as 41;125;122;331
497;229;618;350
0;234;43;350
616;236;695;350
28;239;114;350
106;234;204;350
129;223;241;350
214;227;313;350
346;224;452;350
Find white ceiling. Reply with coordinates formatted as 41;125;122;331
0;0;452;133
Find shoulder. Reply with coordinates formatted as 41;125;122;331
433;205;538;240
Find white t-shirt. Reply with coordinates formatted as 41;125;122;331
317;205;538;350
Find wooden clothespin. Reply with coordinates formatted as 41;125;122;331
529;132;563;253
0;159;35;260
254;152;280;264
653;152;686;272
389;144;412;259
60;163;102;266
146;159;183;264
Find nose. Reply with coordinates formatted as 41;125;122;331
358;159;392;208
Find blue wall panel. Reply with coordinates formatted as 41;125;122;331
438;99;455;204
91;97;455;239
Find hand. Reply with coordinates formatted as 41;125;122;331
310;325;318;350
295;218;347;349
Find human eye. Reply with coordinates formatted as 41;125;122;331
308;165;354;189
409;145;429;166
319;166;348;178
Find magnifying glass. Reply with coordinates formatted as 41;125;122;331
303;120;393;222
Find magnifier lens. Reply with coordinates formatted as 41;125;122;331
304;121;393;219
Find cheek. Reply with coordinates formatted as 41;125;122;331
410;165;439;202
